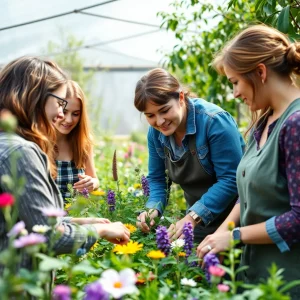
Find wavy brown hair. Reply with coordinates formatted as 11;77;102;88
64;80;93;169
212;24;300;136
0;56;68;177
134;68;191;112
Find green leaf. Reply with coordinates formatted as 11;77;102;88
235;265;249;274
23;284;45;297
72;261;102;275
279;280;300;293
277;5;290;33
36;254;68;271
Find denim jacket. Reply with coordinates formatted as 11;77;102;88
146;98;245;225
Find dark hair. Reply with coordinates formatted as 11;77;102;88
134;68;190;112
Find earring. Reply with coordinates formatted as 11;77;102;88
262;79;264;84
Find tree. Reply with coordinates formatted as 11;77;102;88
159;0;300;119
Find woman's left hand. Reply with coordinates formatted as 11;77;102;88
168;214;196;240
73;174;96;192
196;231;231;260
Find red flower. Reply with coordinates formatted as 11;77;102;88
0;193;14;207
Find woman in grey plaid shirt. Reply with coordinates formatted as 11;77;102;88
54;80;99;202
0;56;130;270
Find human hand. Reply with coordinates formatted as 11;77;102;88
168;214;196;241
72;217;111;225
95;222;130;244
73;174;96;192
136;209;159;233
196;231;232;261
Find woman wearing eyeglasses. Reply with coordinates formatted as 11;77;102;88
54;80;99;201
0;56;130;271
134;68;245;243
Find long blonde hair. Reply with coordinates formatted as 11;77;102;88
212;24;300;136
0;56;68;177
65;80;93;169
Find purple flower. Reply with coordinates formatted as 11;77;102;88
107;190;116;212
7;221;25;237
203;253;220;283
52;285;71;300
81;188;90;198
156;225;171;256
42;207;66;217
141;175;150;197
183;222;194;257
13;233;47;248
84;281;109;300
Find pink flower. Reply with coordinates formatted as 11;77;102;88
209;265;225;277
13;233;46;248
217;283;230;292
0;193;14;208
53;284;71;300
7;221;25;237
41;207;66;217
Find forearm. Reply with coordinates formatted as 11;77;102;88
215;203;240;233
240;222;273;244
54;223;97;255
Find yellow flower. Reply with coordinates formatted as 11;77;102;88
178;252;186;257
227;221;235;231
91;190;106;196
147;250;166;259
133;183;141;189
113;240;143;255
124;224;137;233
91;242;100;251
64;203;71;210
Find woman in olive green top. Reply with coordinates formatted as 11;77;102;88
197;25;300;299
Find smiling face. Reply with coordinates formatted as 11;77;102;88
54;96;81;136
223;65;257;111
45;84;67;124
144;96;186;136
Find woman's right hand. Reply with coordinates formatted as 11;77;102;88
136;209;159;233
94;222;130;244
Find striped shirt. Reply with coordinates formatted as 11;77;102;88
0;133;96;271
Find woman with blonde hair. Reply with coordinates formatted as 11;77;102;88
54;80;99;201
0;56;130;271
197;25;300;298
134;68;245;243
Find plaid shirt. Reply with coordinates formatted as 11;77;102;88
55;160;85;201
0;133;96;271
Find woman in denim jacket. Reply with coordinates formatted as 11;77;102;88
134;68;244;243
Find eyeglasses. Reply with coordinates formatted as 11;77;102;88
47;93;68;110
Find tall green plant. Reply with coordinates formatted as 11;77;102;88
159;0;299;119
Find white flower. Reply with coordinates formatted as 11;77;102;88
32;225;51;234
135;191;143;197
99;268;138;299
127;187;135;193
181;278;197;287
171;238;185;249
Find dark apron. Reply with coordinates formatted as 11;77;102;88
164;134;234;243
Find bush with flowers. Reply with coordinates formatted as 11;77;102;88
0;113;300;299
